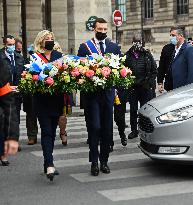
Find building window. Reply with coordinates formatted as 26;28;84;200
144;0;153;19
160;0;167;8
117;0;126;21
177;0;189;15
130;0;137;12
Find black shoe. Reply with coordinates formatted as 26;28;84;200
128;130;139;139
120;132;127;146
91;162;99;176
1;160;9;166
100;162;110;174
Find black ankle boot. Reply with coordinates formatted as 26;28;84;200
120;132;127;146
91;162;99;176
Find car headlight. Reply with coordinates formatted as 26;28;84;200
157;105;193;124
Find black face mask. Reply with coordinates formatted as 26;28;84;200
44;40;55;51
95;32;107;41
132;41;143;51
16;50;22;54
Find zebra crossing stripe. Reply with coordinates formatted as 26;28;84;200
54;153;147;168
31;142;138;157
98;181;193;201
70;166;152;182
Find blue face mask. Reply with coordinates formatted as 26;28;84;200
6;45;15;54
170;36;177;45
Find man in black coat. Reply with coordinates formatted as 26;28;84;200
0;59;19;163
125;36;157;139
0;35;25;124
77;18;121;176
157;43;175;92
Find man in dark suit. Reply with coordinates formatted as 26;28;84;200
170;27;193;89
0;59;19;165
157;43;175;93
0;35;25;124
77;18;121;176
0;35;25;154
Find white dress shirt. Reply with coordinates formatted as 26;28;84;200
174;43;183;58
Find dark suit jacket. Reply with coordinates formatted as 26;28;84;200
157;43;175;91
0;48;25;86
171;42;193;89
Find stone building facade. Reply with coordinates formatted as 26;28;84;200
111;0;193;53
0;0;112;54
0;1;193;54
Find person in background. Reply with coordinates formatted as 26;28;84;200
114;89;128;147
157;40;175;93
15;38;23;54
53;41;72;146
14;39;39;146
125;35;157;139
0;35;25;154
33;30;64;181
78;18;121;176
0;59;19;165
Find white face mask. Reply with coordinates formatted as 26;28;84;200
6;45;15;54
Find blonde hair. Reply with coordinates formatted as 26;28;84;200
33;30;55;53
54;41;63;53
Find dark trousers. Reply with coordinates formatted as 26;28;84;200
0;107;4;156
0;93;19;156
14;94;22;124
26;113;38;140
114;102;126;134
84;89;114;163
38;115;59;168
128;86;153;132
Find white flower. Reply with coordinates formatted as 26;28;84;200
109;59;120;69
49;66;58;77
92;76;106;87
120;55;126;62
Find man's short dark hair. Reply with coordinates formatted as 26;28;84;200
170;26;186;38
2;35;15;44
15;38;23;45
93;18;107;29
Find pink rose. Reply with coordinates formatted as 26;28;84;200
85;70;95;78
71;68;80;77
120;68;127;78
101;67;111;78
32;74;39;81
45;77;54;85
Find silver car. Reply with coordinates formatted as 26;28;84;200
138;83;193;162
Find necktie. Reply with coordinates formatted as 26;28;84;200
9;55;16;84
10;55;15;71
99;41;104;56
